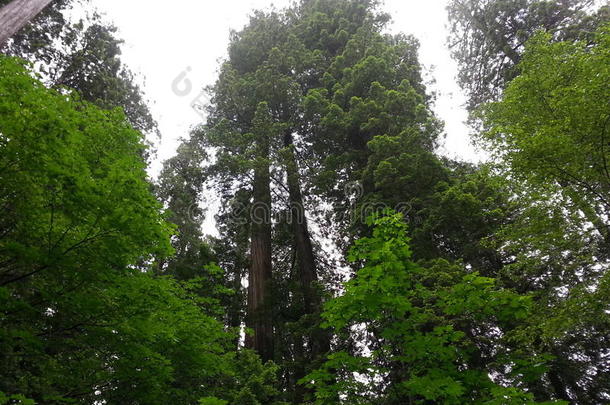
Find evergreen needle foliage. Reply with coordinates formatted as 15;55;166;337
1;0;609;403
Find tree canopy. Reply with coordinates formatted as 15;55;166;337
1;0;609;403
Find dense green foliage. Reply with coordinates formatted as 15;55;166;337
1;0;609;403
305;212;555;404
478;24;610;403
0;57;282;404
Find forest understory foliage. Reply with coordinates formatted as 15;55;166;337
0;0;609;404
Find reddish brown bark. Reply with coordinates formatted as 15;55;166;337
246;135;274;362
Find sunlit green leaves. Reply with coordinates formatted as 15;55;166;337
307;211;543;403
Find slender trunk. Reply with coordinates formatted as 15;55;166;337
246;135;274;361
291;333;306;403
284;131;330;357
228;260;245;349
285;139;317;314
0;0;54;46
548;369;571;402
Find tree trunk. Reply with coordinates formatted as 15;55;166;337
228;260;246;349
291;333;307;403
284;131;330;357
548;368;571;402
246;133;274;362
285;138;318;314
0;0;54;46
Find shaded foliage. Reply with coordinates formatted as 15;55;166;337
447;0;609;110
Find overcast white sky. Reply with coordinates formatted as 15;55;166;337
92;0;479;176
